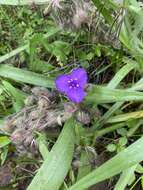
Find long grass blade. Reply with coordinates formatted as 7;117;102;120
27;118;75;190
68;137;143;190
0;65;54;88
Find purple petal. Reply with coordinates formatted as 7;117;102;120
66;88;86;103
70;68;88;88
55;75;69;93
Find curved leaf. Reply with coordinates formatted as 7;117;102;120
68;137;143;190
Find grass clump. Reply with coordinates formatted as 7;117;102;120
0;0;143;190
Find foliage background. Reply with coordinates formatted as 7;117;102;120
0;0;143;190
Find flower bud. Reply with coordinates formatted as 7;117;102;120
76;110;90;125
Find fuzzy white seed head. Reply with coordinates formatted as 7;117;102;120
51;0;62;9
72;8;88;28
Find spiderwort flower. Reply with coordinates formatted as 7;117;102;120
55;68;88;103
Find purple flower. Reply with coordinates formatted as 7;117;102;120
55;68;88;103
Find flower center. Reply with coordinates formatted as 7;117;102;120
68;78;80;89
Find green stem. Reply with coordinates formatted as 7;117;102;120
127;120;143;137
95;123;125;138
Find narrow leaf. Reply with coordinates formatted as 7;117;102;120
0;45;28;64
0;65;54;88
107;61;136;89
68;137;143;190
114;165;137;190
27;118;75;190
77;151;92;181
107;110;143;123
86;85;143;104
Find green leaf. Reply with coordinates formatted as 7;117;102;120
95;123;125;138
0;45;28;64
0;65;54;88
1;146;8;165
106;144;116;152
0;27;60;64
2;81;26;112
0;136;11;148
119;137;128;146
36;133;49;160
86;85;143;104
29;33;55;72
33;60;55;73
141;177;143;189
114;165;137;190
94;46;101;57
128;171;136;186
91;0;115;24
27;118;75;190
94;60;137;128
2;80;26;100
107;110;143;123
38;141;49;161
68;137;143;190
77;151;92;181
48;41;71;63
119;0;143;62
136;163;143;174
107;61;137;89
